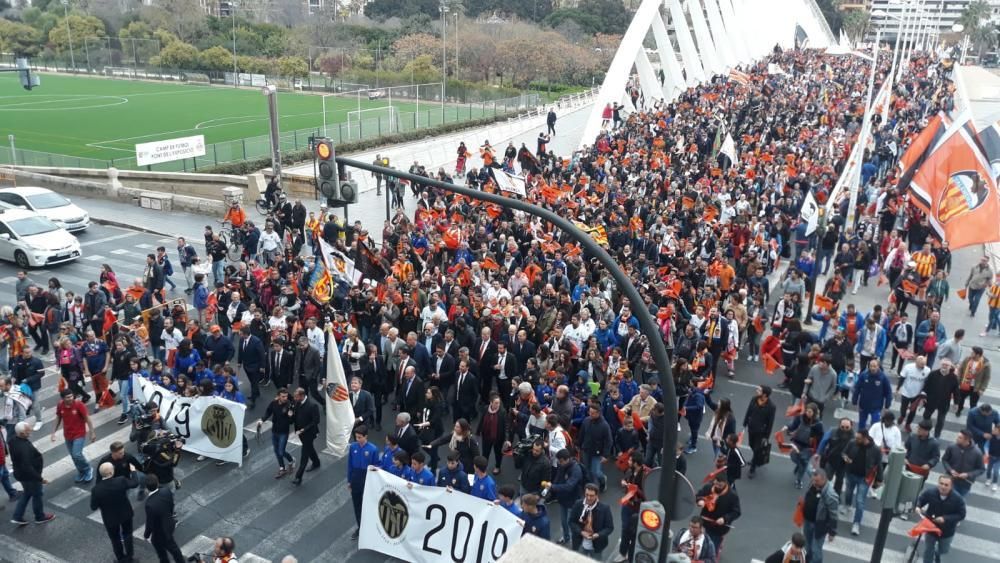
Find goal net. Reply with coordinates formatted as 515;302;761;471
346;106;400;139
104;66;137;79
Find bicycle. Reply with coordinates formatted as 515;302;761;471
255;191;286;216
217;221;244;262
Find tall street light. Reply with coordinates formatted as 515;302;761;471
439;1;449;124
61;0;76;72
846;24;882;230
262;85;282;186
231;2;239;88
875;7;905;123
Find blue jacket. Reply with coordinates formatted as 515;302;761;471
173;349;201;377
852;369;892;413
379;446;402;474
471;473;497;501
193;282;209;310
855;324;888;358
204;334;235;365
966;407;1000;440
549;459;584;507
593;328;616;354
915;320;947;351
436;465;470;493
347;441;379;482
409;467;435;486
522;504;551;539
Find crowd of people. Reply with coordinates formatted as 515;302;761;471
1;41;995;563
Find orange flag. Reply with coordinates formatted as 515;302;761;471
908;517;942;538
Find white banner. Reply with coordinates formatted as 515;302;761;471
135;135;206;166
494;171;527;196
800;190;819;236
360;468;523;563
132;376;246;465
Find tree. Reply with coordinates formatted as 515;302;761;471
576;0;630;34
840;9;869;43
365;0;439;21
818;0;843;34
318;53;351;77
544;8;603;36
198;45;232;71
391;32;441;69
276;55;308;78
958;0;995;56
402;54;437;77
139;0;206;42
156;40;199;69
48;14;107;55
0;18;42;56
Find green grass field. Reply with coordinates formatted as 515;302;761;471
0;72;496;170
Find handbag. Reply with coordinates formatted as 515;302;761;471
757;439;772;466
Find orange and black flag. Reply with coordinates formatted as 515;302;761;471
908;116;1000;249
896;113;949;193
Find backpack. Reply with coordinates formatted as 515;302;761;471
922;333;937;354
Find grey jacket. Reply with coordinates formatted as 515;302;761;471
965;263;994;290
942;443;986;483
806;365;838;404
806;480;840;536
904;434;941;469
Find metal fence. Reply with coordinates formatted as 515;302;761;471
0;93;541;173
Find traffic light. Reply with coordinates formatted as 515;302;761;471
339;178;359;204
633;500;667;563
16;59;39;91
314;138;338;201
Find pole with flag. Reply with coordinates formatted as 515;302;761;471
323;329;355;458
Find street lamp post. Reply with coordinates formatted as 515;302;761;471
338;156;680;563
846;25;882;231
61;0;76;72
262;85;282;186
440;2;448;124
877;6;907;122
231;2;239;88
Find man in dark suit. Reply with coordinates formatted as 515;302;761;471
475;327;498;404
440;329;461;360
293;336;323;405
237;325;266;409
91;462;139;562
452;359;479;423
396;366;425;415
406;332;432;378
494;341;519;409
394;347;418;405
349;376;376;430
394;412;421;456
361;345;389;431
510;330;536;378
428;345;457;393
143;474;185;563
267;339;294;389
292;387;321;485
418;323;443;361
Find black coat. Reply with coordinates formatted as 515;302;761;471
569;500;614;552
294;346;323;383
238;334;266;372
9;435;43;483
351;389;376;428
143;488;177;542
453;370;479;410
397;376;426;414
696;484;741;538
91;475;139;525
428;353;457;390
396;424;422;456
361;354;391;393
293;397;321;440
519;451;551;495
475;338;498;381
742;397;776;435
266;348;295;387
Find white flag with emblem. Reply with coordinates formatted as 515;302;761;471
324;330;355;458
800;190;820;236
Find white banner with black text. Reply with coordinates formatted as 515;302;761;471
359;468;524;563
131;376;246;465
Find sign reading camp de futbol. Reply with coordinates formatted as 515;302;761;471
131;375;246;465
359;468;524;563
135;134;206;166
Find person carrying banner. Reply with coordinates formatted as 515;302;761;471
347;425;379;540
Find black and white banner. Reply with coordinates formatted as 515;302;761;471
359;468;523;563
131;376;246;465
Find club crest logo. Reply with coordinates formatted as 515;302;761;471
201;404;237;449
326;381;349;402
377;490;409;540
936;170;990;224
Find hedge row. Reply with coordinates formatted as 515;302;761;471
202;114;519;175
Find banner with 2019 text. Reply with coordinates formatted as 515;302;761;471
131;376;246;465
359;467;524;563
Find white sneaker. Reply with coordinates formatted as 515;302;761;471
196;455;206;462
851;523;860;536
992;484;998;492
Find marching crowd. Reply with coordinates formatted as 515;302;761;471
0;42;997;563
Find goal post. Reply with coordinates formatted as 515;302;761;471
346;106;400;139
320;82;443;139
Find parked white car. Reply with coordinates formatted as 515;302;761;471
0;208;82;268
0;187;90;232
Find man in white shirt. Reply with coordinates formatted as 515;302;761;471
897;355;930;431
160;317;183;364
562;315;589;357
544;414;567;467
305;317;325;360
257;222;282;266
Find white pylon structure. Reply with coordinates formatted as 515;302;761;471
579;0;836;147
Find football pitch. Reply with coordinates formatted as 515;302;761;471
0;72;492;168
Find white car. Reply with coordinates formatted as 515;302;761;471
0;187;90;232
0;208;82;268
